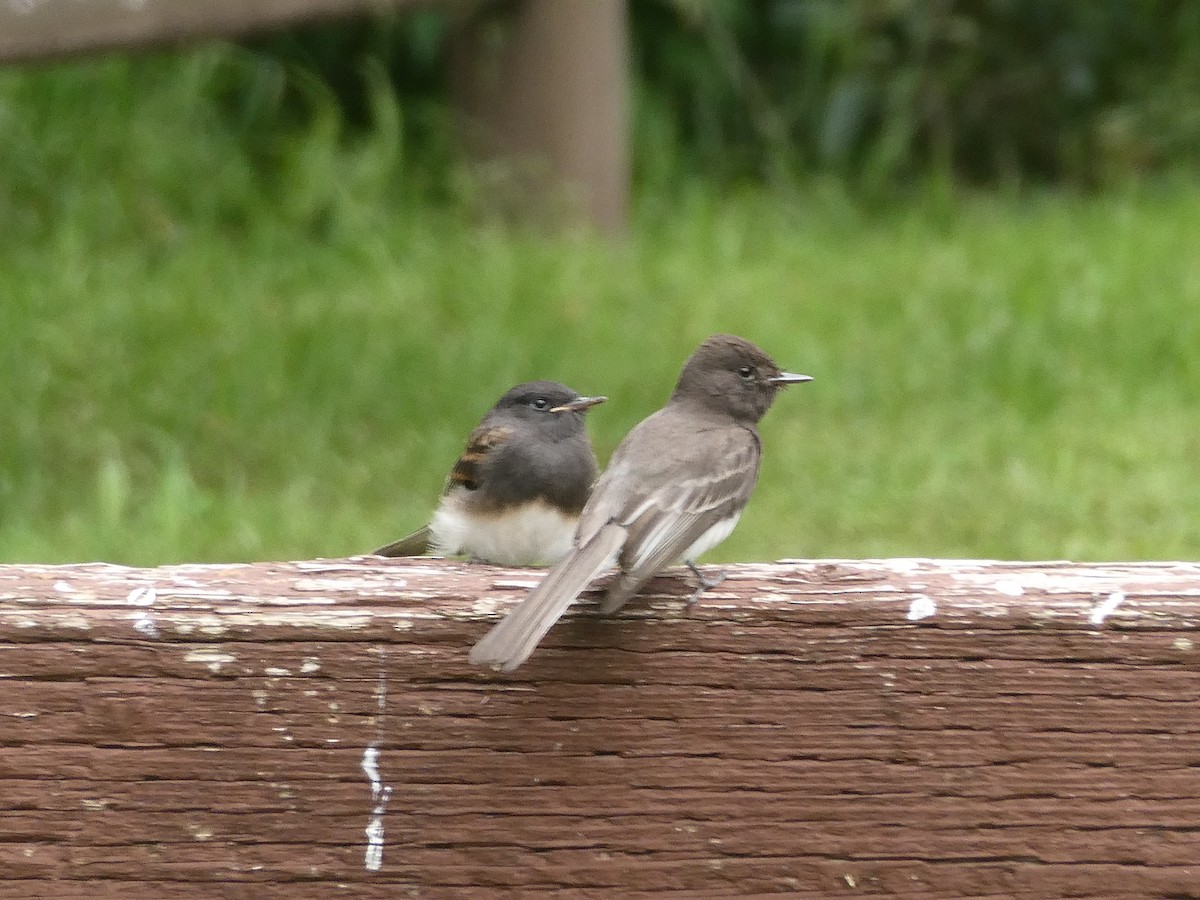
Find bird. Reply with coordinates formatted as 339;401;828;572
469;334;811;671
372;381;606;566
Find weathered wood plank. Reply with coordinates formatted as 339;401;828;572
0;0;632;233
0;0;423;62
1;557;1199;897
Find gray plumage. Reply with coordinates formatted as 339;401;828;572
373;525;431;558
469;334;812;672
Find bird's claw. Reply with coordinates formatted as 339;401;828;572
684;561;725;610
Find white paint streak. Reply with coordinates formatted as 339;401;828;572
176;611;373;630
361;746;392;871
906;595;937;621
471;598;501;615
264;667;291;677
132;616;160;638
259;597;338;606
994;579;1025;596
361;668;392;871
53;581;74;593
184;649;236;673
375;671;388;712
167;615;228;636
300;658;321;674
127;587;156;606
128;586;160;637
293;577;390;592
157;589;234;599
1089;591;1125;626
361;745;382;785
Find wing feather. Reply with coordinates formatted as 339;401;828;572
446;425;513;492
576;407;761;615
620;435;760;576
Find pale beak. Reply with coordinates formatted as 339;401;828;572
766;372;813;386
550;395;607;413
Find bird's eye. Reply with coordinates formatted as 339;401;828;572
737;365;755;380
533;398;549;410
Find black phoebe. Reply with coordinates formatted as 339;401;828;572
469;334;811;671
372;381;606;566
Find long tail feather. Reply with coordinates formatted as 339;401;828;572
597;572;652;614
469;523;624;672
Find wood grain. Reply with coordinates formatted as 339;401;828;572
2;557;1199;897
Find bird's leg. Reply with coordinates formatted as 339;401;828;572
684;561;725;609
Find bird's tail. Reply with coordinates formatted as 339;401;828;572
597;572;652;614
469;523;625;672
372;526;431;558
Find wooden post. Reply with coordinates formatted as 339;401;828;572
2;557;1199;896
450;0;630;232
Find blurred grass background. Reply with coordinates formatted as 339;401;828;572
2;3;1199;565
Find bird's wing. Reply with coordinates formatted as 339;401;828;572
469;411;762;671
589;427;759;616
618;429;760;577
444;425;513;492
372;423;513;556
577;409;761;610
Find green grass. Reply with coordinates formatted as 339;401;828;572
3;49;1199;566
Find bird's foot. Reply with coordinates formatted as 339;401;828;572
684;561;725;610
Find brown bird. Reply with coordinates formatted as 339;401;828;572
469;334;811;671
373;381;605;566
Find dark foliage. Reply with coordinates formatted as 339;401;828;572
239;1;1200;189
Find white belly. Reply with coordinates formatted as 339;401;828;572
430;497;577;566
682;512;742;563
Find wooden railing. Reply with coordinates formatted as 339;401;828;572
0;0;629;232
2;557;1197;896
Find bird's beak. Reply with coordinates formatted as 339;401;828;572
767;372;813;386
550;395;607;413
